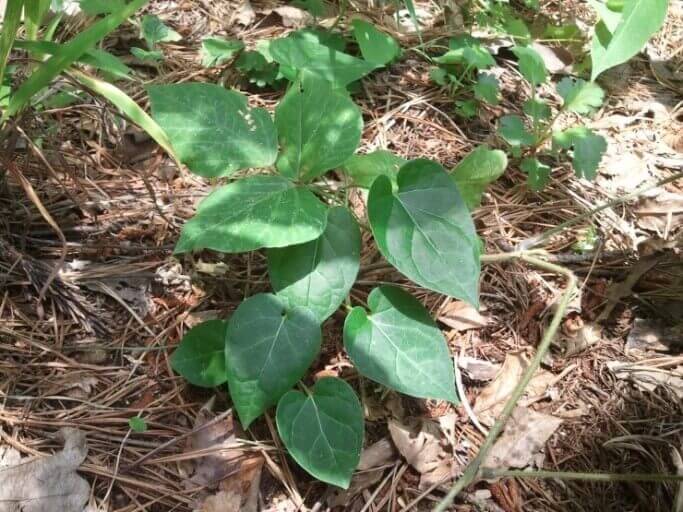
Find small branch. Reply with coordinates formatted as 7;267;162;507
435;252;577;512
480;468;683;483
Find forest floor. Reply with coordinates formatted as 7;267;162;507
1;0;682;511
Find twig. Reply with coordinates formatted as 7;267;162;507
435;252;577;512
480;468;683;483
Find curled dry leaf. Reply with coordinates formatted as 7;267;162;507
0;428;89;512
187;402;263;512
607;361;683;399
439;300;489;332
473;352;555;426
483;407;562;470
388;418;459;489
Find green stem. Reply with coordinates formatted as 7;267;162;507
481;468;683;483
435;253;577;512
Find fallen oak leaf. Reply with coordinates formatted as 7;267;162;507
0;428;89;512
439;300;489;331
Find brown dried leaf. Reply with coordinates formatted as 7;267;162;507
484;407;562;469
635;192;683;234
273;6;312;27
439;300;489;331
232;0;256;26
388;418;459;489
474;352;555;426
0;428;89;512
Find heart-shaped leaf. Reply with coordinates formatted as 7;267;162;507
269;33;377;87
226;294;321;427
344;286;458;402
275;74;362;181
511;46;547;86
342;150;407;189
452;145;507;209
268;207;361;323
351;19;401;66
175;175;328;254
171;320;228;387
368;159;480;306
276;377;363;488
149;83;277;177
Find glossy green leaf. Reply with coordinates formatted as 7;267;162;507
149;83;277;177
351;19;401;66
452;146;508;209
511;46;547;86
498;115;535;147
140;14;181;47
175;175;328;254
368;159;480;306
170;320;228;387
275;74;362;181
268;207;360;323
342;150;407;189
200;37;244;68
269;34;376;87
557;77;604;114
276;377;363;488
553;127;607;179
473;72;500;105
521;157;551;191
344;286;457;402
226;294;321;427
434;36;494;70
590;0;669;80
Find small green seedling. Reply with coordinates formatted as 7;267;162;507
131;14;181;62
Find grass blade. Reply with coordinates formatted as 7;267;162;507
24;0;51;41
4;0;149;122
71;69;178;163
0;0;24;90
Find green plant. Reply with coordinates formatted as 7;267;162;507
130;14;181;62
154;67;488;486
429;35;500;118
497;45;607;190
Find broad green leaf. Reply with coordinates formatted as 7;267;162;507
473;72;500;105
268;207;360;323
452;145;508;209
498;115;535;147
131;47;163;61
351;19;401;66
557;77;604;114
523;98;551;121
290;28;347;53
275;74;362;181
80;0;125;14
368;159;480;306
175;175;328;254
276;377;363;488
590;0;668;80
455;99;478;119
140;14;181;47
292;0;330;17
200;37;244;68
226;294;321;427
553;127;607;179
429;67;449;86
434;36;494;70
4;0;149;122
269;34;377;87
170;320;228;387
235;50;280;88
344;286;457;402
149;83;277;177
511;46;547;86
521;157;551;191
342;150;407;188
